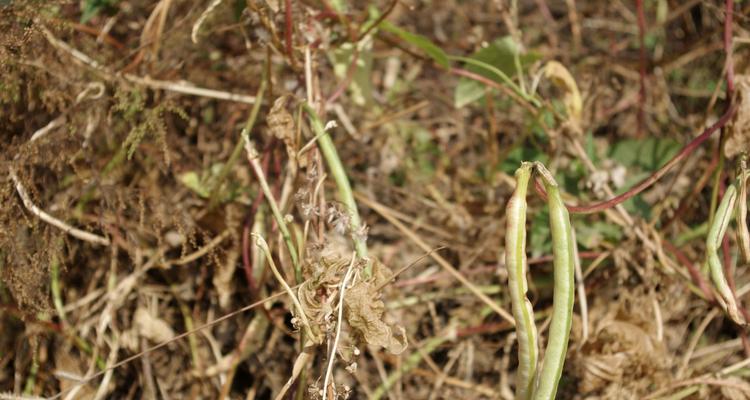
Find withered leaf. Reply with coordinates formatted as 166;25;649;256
343;261;407;354
268;96;305;168
726;76;750;159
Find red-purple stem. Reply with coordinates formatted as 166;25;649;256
534;104;737;214
636;0;647;136
284;0;295;63
725;0;735;97
661;240;714;302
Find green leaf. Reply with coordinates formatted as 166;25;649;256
529;209;551;257
609;137;680;171
454;36;539;108
328;39;374;106
574;220;622;249
179;172;210;198
81;0;117;22
500;146;548;175
380;21;449;69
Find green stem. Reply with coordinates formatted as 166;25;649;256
303;104;370;273
208;76;267;209
244;136;301;282
449;55;542;109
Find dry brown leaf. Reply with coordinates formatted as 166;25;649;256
54;347;97;399
268;96;304;169
720;377;750;400
344;261;407;354
726;76;750;159
134;307;175;344
213;237;239;309
298;241;352;344
545;60;583;131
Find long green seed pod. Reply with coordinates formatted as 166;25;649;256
505;162;538;400
737;157;749;264
533;162;575;400
706;178;746;325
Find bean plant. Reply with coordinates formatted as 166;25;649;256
506;162;575;400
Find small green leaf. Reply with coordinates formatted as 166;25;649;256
574;220;622;249
529;209;551;257
609;137;680;171
454;36;539;108
329;39;374;106
179;171;210;198
501;146;548;175
380;21;449;69
81;0;117;22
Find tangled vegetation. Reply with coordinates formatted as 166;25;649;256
1;1;750;399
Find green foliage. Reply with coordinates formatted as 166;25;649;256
454;36;539;108
179;163;234;200
380;21;449;69
113;88;145;121
116;96;188;165
0;80;21;105
500;145;548;176
329;38;374;106
574;219;622;249
608;137;680;218
80;0;118;22
609;137;680;171
529;209;552;257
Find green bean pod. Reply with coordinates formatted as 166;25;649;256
533;162;575;400
706;178;746;325
505;162;538;400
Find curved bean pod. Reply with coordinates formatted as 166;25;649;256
505;162;538;400
533;162;575;400
706;177;746;325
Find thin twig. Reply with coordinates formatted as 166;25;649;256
191;0;225;43
9;169;110;246
164;230;231;267
636;0;647;136
49;285;302;400
535;105;737;214
41;25;256;104
244;136;301;281
322;252;357;400
356;193;515;325
304;104;370;267
253;234;312;337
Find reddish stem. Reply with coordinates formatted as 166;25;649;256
725;0;735;97
356;0;399;42
661;240;714;302
663;153;719;228
636;0;647;137
241;152;271;299
534;105;737;214
449;67;539;114
284;0;295;62
325;47;360;105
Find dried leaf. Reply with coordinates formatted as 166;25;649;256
544;60;582;130
720;377;750;400
344;261;407;354
298;242;351;344
134;307;175;344
268;96;304;168
726;76;750;159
